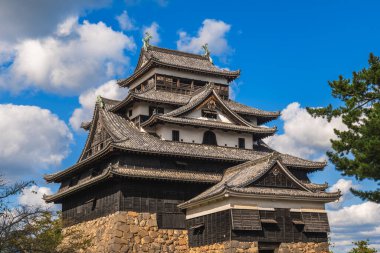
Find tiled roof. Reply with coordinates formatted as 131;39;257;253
225;100;280;117
179;154;340;208
44;164;221;202
142;115;276;136
118;46;240;87
146;46;239;76
44;98;326;182
111;87;280;123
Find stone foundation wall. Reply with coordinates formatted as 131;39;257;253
62;211;188;253
278;242;329;253
189;241;258;253
62;211;329;253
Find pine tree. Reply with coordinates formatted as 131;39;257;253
307;53;380;203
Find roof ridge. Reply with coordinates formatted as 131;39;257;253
148;45;208;60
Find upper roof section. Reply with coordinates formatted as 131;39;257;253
117;45;240;88
44;98;327;183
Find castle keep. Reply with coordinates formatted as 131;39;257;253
44;39;340;253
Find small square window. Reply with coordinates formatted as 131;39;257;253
172;130;180;141
238;138;245;149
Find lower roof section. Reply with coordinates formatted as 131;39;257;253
44;164;221;203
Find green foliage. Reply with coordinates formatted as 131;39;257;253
0;175;91;252
349;240;377;253
7;211;92;253
307;53;380;202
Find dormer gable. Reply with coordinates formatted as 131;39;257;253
248;162;306;190
166;84;253;127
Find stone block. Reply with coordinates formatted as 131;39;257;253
141;236;151;244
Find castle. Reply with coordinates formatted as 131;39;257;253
44;37;339;253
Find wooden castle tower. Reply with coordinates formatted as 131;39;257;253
44;37;340;253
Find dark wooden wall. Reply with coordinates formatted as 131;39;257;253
119;179;210;229
186;209;329;247
62;180;120;226
61;177;210;227
186;210;231;247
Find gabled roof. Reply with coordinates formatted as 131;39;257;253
142;115;276;137
44;98;327;183
179;154;340;208
118;46;240;88
110;85;280;125
164;83;256;128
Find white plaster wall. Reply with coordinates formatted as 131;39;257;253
186;196;326;219
129;102;149;118
128;103;174;119
155;124;253;149
129;67;228;90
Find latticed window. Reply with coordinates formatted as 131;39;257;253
172;130;180;141
238;138;245;149
203;131;217;145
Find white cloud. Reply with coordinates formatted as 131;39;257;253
0;104;73;179
143;22;160;44
328;179;359;209
229;81;242;100
19;185;53;209
0;0;109;42
329;201;380;227
70;80;129;131
328;201;380;252
56;16;78;36
177;19;231;56
0;17;135;95
266;102;346;160
116;11;136;31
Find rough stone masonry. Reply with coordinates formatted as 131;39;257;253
61;211;329;253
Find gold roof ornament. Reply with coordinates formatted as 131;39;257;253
142;32;153;51
202;43;213;64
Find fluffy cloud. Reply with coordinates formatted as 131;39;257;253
266;102;346;160
0;17;135;95
143;22;160;44
177;19;231;56
0;0;109;42
328;179;359;209
70;80;129;130
116;11;136;31
18;185;54;209
0;104;72;179
329;201;380;252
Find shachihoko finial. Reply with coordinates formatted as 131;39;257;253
202;43;213;63
142;32;153;51
96;95;104;109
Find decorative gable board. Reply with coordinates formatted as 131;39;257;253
251;164;303;190
185;96;238;124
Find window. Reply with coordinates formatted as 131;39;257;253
128;110;132;117
202;131;217;145
149;106;164;116
91;198;97;211
202;109;217;119
238;138;246;149
172;130;180;141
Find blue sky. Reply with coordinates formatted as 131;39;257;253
0;1;379;252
